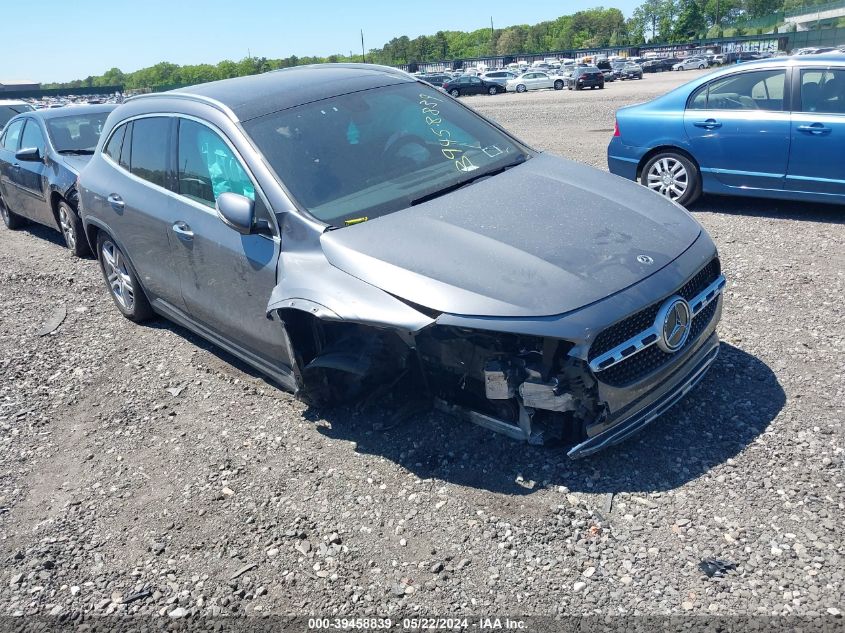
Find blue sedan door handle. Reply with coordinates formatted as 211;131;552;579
797;123;831;136
172;221;194;241
693;119;722;129
107;193;124;210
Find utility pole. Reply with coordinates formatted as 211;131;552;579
361;30;366;63
490;17;495;56
716;0;721;33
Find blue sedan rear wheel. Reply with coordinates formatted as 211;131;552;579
641;152;701;206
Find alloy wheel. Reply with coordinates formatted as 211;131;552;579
101;240;135;312
58;206;76;251
646;157;689;201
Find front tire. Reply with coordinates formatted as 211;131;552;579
516;84;527;93
0;194;26;230
554;80;564;90
488;86;498;96
96;233;153;322
641;152;701;207
57;200;90;257
449;89;460;97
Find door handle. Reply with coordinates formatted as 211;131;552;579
693;119;722;129
172;221;194;241
12;163;21;170
107;193;124;210
797;123;831;136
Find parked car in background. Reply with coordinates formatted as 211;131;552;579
78;63;724;458
674;57;709;71
420;73;451;87
0;100;34;131
642;58;680;73
506;71;565;93
568;67;605;90
0;105;116;254
481;70;518;87
608;55;845;206
596;59;615;82
443;75;504;96
612;61;644;80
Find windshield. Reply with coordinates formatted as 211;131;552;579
243;82;529;226
47;111;111;153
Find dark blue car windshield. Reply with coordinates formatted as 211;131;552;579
243;82;529;226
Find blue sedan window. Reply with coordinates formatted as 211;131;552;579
687;70;785;111
800;69;845;114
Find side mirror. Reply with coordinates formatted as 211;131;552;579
216;192;254;235
15;147;41;162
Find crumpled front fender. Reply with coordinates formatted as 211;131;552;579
266;250;435;335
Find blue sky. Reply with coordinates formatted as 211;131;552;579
2;0;640;83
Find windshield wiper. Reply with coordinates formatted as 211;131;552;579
410;155;528;207
57;149;95;155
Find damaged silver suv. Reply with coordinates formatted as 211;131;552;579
78;64;725;458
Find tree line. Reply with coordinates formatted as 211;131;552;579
43;0;838;91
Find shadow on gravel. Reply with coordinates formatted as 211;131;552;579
314;342;785;496
691;195;845;225
17;221;67;248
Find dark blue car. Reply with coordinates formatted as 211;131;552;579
0;104;116;255
608;54;845;206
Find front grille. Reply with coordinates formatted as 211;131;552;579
588;258;721;387
598;299;718;387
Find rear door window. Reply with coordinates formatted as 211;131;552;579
2;119;24;151
129;117;169;187
799;68;845;114
119;121;132;169
104;124;126;162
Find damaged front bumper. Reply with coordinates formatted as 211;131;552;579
567;331;720;458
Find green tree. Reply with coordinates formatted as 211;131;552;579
674;0;707;39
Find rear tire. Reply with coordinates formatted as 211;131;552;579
57;200;90;258
640;151;701;207
96;232;153;322
0;194;26;230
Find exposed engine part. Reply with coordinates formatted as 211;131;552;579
435;399;545;445
519;378;576;413
483;360;520;400
416;325;601;445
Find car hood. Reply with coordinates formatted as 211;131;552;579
56;154;93;174
320;153;702;318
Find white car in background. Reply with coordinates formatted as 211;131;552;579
506;71;565;93
481;70;519;87
673;57;709;71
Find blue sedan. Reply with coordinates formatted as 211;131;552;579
608;54;845;206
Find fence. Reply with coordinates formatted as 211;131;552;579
786;0;845;18
0;85;124;100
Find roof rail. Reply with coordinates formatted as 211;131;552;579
123;91;239;122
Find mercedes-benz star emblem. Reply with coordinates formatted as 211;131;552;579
637;255;654;265
655;296;691;353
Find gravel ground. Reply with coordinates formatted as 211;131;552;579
1;70;843;622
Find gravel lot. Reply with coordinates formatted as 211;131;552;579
1;70;843;622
